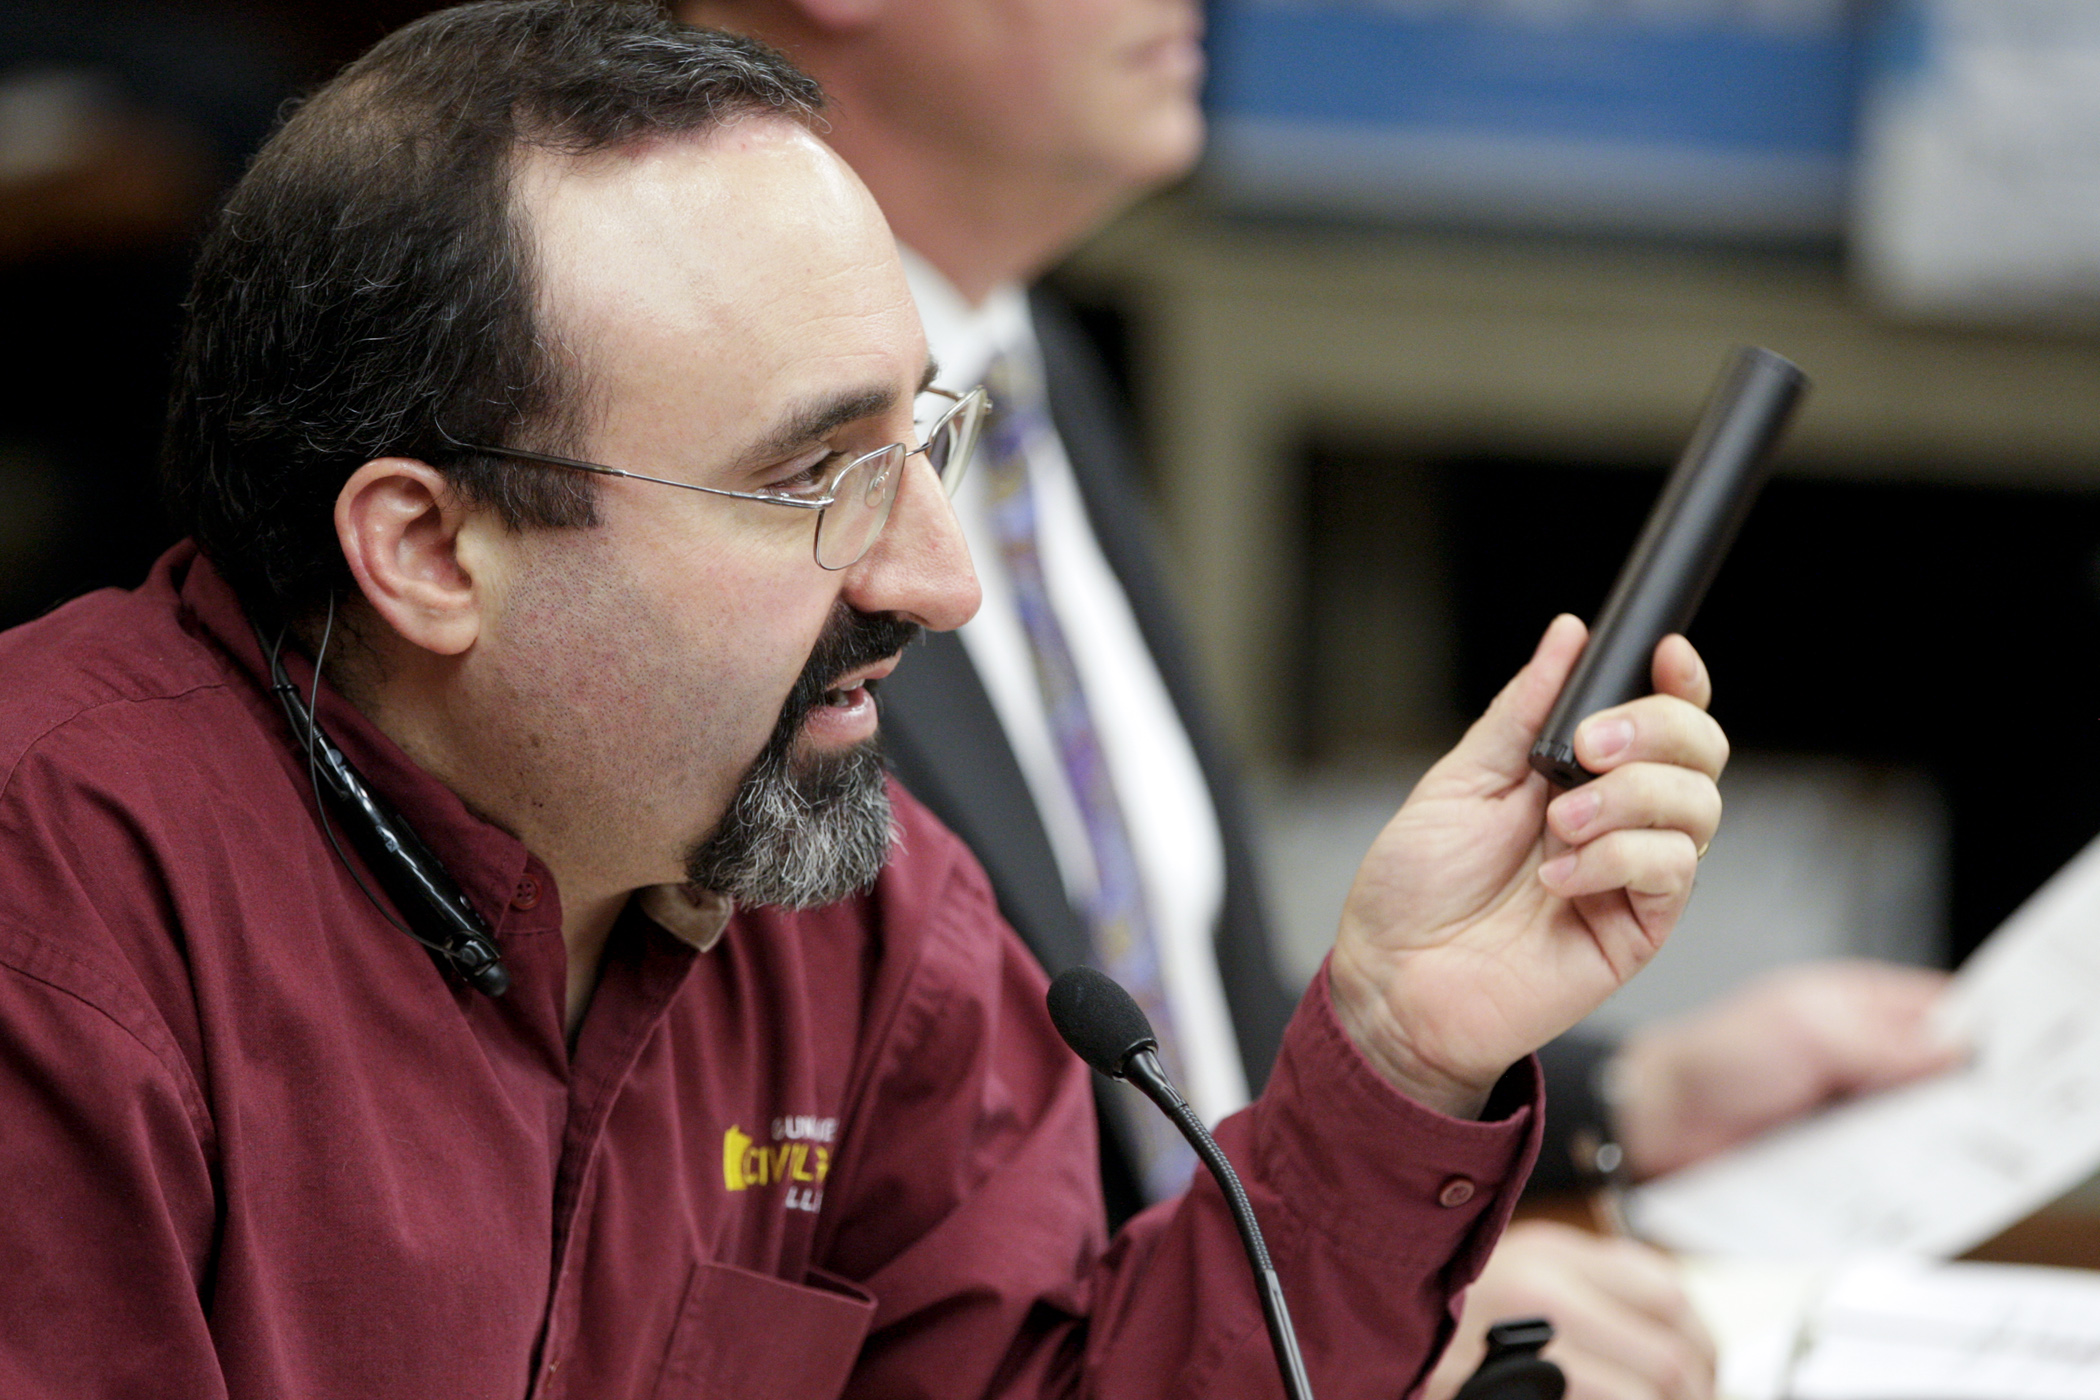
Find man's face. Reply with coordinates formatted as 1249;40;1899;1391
468;118;978;902
876;0;1204;200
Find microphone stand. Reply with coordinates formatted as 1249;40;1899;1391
1049;966;1567;1400
1121;1046;1315;1400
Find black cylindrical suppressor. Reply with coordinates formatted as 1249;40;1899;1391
1528;346;1808;788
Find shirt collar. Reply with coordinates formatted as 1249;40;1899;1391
898;246;1035;392
175;545;542;930
636;884;735;952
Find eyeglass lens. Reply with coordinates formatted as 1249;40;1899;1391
925;390;985;496
810;389;986;569
813;445;902;570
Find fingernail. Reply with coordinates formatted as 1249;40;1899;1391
1584;717;1634;761
1554;790;1601;833
1539;853;1577;886
1532;614;1578;662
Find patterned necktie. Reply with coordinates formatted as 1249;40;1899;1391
979;351;1196;1202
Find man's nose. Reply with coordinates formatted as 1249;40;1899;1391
841;455;980;631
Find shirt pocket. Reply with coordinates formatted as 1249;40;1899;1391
652;1260;875;1400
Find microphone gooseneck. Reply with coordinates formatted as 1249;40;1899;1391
1046;968;1315;1400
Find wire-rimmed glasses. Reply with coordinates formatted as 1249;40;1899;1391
437;384;988;570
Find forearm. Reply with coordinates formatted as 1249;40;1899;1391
830;928;1539;1400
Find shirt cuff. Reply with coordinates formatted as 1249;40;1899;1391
1245;957;1543;1279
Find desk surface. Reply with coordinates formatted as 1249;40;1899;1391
1520;1191;2100;1271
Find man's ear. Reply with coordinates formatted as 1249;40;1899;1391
335;458;485;657
791;0;884;26
681;0;883;36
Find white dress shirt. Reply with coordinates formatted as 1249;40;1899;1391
903;249;1249;1126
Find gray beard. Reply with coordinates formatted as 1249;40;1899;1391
684;602;917;909
681;732;894;910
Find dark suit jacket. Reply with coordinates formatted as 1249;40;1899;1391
880;289;1296;1223
881;288;1607;1215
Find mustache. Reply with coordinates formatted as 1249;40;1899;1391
774;604;922;741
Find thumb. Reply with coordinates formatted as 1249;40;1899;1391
1432;614;1588;788
1830;970;1964;1093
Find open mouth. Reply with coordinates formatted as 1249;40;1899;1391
821;676;880;709
781;606;920;740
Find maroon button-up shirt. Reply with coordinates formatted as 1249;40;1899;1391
0;545;1540;1399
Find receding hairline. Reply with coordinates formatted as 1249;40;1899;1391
508;112;907;465
162;0;842;624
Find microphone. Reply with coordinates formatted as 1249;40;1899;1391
1046;968;1315;1400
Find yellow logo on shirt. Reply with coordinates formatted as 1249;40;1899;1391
723;1119;834;1213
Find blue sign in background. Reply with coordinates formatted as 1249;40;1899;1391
1201;3;1875;234
1208;5;1864;157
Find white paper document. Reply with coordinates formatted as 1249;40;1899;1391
1630;837;2100;1259
1794;1257;2100;1400
1684;1256;2100;1400
1676;1256;1825;1400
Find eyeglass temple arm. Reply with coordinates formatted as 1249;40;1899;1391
430;422;831;509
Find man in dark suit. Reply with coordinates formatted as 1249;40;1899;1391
876;286;1295;1221
683;3;1956;1396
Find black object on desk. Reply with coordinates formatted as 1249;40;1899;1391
1454;1317;1565;1400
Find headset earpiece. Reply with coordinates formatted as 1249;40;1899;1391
264;625;511;997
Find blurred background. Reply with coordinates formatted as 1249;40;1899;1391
6;0;2098;1031
0;1;435;620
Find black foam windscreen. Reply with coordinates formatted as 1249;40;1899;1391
1045;967;1157;1079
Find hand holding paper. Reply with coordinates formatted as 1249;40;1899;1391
1612;960;1960;1180
1632;836;2100;1259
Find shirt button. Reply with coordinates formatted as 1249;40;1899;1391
511;876;541;910
1437;1176;1476;1208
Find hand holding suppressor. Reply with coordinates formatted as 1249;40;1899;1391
1528;347;1807;788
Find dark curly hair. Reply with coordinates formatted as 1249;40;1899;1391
161;0;824;627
